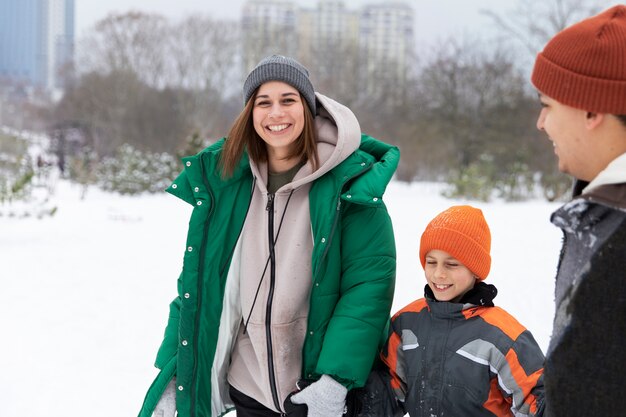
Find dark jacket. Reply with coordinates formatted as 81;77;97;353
381;284;545;417
544;175;626;417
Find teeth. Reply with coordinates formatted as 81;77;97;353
435;284;451;290
268;124;289;132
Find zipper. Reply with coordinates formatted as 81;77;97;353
265;192;283;412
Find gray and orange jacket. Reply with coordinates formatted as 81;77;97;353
381;285;545;417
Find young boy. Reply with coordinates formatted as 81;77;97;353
380;205;545;417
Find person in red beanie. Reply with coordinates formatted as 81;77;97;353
531;5;626;417
372;205;545;417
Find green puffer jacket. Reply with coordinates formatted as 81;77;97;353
138;134;399;417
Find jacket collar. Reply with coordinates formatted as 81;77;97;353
424;282;498;319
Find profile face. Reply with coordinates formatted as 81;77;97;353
424;249;476;303
252;81;305;161
536;94;593;181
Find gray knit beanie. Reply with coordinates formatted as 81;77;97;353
243;55;316;115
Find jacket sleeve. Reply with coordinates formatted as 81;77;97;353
380;316;408;404
356;364;405;417
499;330;545;417
154;272;183;369
315;202;396;388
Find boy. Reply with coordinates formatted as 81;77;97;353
381;205;545;417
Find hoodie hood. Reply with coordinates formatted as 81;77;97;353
249;92;361;193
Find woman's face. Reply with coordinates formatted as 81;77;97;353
424;249;476;303
252;81;305;162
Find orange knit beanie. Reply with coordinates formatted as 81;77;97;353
419;205;492;280
531;5;626;114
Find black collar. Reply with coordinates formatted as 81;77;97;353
424;281;497;307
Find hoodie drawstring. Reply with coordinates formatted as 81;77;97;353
243;189;296;334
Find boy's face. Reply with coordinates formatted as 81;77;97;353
424;249;476;303
536;93;596;181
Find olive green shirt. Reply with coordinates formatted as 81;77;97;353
267;161;306;194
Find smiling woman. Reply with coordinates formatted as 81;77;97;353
137;55;400;417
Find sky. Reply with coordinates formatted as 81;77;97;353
75;0;512;49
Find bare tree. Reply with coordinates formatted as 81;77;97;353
55;12;246;157
78;12;169;87
302;38;366;108
482;0;612;57
165;16;242;137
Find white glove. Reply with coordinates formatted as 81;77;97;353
290;374;348;417
153;378;177;417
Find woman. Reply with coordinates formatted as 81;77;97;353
138;55;399;417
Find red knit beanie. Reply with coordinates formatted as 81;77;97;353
419;205;492;280
531;5;626;114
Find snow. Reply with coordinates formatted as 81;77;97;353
0;179;562;417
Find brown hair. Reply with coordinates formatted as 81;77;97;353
220;88;319;178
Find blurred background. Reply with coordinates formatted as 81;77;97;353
2;0;620;209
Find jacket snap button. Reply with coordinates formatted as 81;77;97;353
361;162;365;166
186;161;191;167
197;201;202;206
194;187;199;192
321;238;326;243
373;197;378;202
171;184;178;189
182;340;188;346
187;246;193;252
184;293;190;299
178;385;184;391
346;195;351;199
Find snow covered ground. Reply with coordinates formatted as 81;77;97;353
0;180;562;417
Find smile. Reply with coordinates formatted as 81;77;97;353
434;284;452;291
267;124;290;132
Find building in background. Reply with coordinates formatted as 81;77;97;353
360;2;414;98
241;0;298;73
0;0;75;92
241;0;413;99
301;0;359;61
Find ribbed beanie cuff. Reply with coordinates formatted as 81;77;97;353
243;55;316;115
531;5;626;114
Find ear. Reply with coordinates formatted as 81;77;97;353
585;112;605;130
